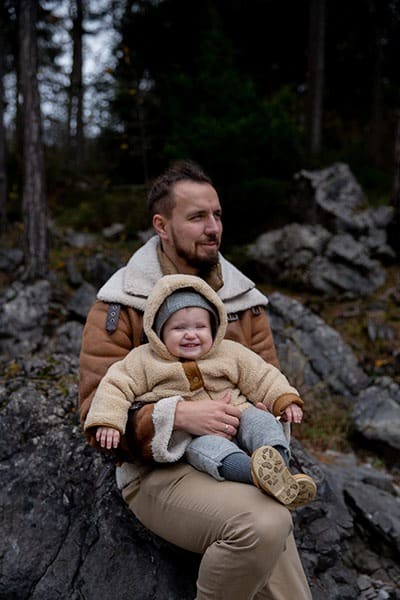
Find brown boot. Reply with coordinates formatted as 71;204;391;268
250;446;299;505
286;474;317;511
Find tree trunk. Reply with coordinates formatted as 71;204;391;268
19;0;48;281
0;5;8;230
307;0;326;157
68;0;84;168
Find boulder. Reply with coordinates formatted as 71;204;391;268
1;346;399;599
52;321;84;355
267;292;370;397
351;376;400;456
247;163;395;297
0;354;199;599
319;451;400;598
247;224;387;297
67;282;97;320
0;280;51;357
289;163;395;261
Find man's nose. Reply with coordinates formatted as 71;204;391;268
205;216;220;234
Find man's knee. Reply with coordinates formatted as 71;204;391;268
251;502;291;548
225;501;292;567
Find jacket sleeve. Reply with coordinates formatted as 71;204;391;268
79;300;147;458
273;393;304;416
225;307;280;368
79;301;138;427
79;300;185;462
231;342;303;416
83;351;143;434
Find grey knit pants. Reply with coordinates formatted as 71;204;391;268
185;405;290;481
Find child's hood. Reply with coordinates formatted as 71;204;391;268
143;274;228;360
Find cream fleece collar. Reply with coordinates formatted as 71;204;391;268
97;236;268;313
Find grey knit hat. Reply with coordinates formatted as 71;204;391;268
154;288;219;339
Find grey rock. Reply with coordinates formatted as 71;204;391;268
345;482;400;554
102;222;126;239
0;280;51;356
0;362;198;599
291;163;394;236
247;164;395;297
247;223;386;297
352;377;400;453
269;292;400;463
66;230;98;249
289;163;364;233
0;247;24;272
83;253;122;289
53;321;84;356
320;452;400;595
66;255;84;286
309;255;385;297
67;281;97;320
360;228;396;261
268;292;369;398
319;450;397;495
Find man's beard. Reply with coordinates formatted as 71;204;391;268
173;232;220;274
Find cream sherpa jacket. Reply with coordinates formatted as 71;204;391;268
84;275;302;459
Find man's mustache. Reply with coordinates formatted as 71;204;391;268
202;235;220;243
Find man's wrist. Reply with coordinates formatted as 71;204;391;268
173;398;187;431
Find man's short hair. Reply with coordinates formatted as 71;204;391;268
147;160;213;217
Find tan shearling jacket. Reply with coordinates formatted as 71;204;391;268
84;275;301;449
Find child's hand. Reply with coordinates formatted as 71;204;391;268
282;404;303;424
96;427;121;449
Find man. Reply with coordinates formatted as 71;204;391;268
79;160;312;599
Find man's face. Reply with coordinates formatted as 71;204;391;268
154;181;223;274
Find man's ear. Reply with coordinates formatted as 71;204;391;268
153;214;167;239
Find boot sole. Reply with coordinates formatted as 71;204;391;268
287;474;317;511
251;446;299;505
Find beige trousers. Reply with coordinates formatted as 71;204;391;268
122;463;312;600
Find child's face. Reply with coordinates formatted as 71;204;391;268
162;307;213;360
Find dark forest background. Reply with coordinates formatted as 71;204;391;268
1;0;400;280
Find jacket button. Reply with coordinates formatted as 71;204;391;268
193;376;199;383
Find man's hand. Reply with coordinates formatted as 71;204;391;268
174;392;240;439
96;426;121;449
282;403;303;424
